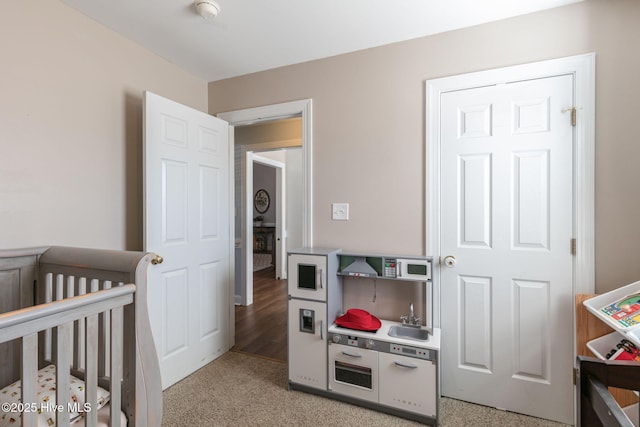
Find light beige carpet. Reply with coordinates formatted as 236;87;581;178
162;351;570;426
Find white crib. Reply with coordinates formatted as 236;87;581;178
0;246;162;427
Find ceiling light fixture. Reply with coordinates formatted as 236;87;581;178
195;0;220;19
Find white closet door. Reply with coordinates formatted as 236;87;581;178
440;75;574;423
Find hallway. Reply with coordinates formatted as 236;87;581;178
233;266;287;362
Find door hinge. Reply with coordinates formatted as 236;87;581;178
562;107;577;127
573;367;577;385
571;238;577;255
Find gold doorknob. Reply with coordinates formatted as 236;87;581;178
151;255;164;265
443;255;457;268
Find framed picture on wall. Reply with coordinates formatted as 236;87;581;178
254;189;270;214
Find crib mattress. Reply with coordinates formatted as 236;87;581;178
76;404;127;427
0;406;126;427
0;364;126;427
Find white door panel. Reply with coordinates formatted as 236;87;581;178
440;75;574;423
144;91;230;389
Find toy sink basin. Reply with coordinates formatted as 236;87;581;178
388;325;430;341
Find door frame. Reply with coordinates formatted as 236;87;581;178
218;100;313;311
425;53;595;332
238;143;300;305
249;152;287;281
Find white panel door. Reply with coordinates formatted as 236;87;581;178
440;75;574;423
144;91;230;389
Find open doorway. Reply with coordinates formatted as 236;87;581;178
233;118;303;303
232;118;302;361
251;154;285;279
218;99;312;361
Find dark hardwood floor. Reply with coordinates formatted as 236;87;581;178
233;266;288;362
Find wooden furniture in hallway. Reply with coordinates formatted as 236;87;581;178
253;226;276;267
233;266;287;362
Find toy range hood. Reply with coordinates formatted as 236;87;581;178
340;256;378;278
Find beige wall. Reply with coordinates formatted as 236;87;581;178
1;1;638;294
0;1;208;251
208;0;640;294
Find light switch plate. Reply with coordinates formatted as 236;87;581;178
332;203;349;220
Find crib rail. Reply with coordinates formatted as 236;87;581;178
37;247;150;284
0;285;135;427
0;285;134;339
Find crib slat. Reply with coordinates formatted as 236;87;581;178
92;279;107;379
73;277;88;370
98;311;106;378
56;322;72;426
51;275;66;368
103;281;112;378
73;318;81;369
22;333;38;427
41;272;53;363
110;306;124;427
85;313;99;427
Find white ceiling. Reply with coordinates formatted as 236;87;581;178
61;0;582;82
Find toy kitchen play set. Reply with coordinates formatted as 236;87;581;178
287;248;440;425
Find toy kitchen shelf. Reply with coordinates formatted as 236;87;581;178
583;280;640;426
336;252;434;338
337;252;432;282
